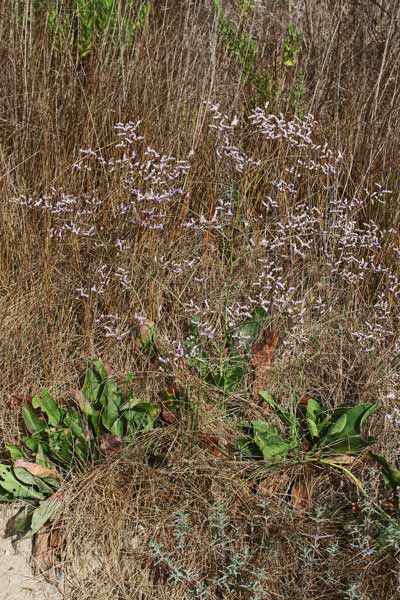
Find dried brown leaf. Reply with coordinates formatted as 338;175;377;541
198;434;230;459
100;434;123;456
32;525;65;575
14;460;60;480
161;406;177;424
251;330;279;399
9;394;33;410
290;476;312;514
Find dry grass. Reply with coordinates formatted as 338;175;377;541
1;0;400;598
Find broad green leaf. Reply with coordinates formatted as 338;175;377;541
23;436;39;452
35;443;52;469
31;497;63;534
4;506;34;539
254;432;291;461
92;359;109;381
82;363;103;404
321;403;378;455
75;389;97;416
82;367;100;403
32;388;62;426
251;420;278;436
306;399;322;439
110;417;124;437
120;397;144;410
89;413;101;436
22;406;46;435
370;452;400;490
14;466;40;486
6;444;25;462
64;408;87;441
14;460;59;480
357;402;379;429
14;466;56;495
259;390;275;406
325;412;347;436
327;403;378;438
99;380;122;432
123;404;159;433
209;356;245;392
48;429;73;467
0;464;45;500
250;421;292;462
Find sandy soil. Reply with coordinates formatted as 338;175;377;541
0;506;61;600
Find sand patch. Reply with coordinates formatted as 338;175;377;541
0;506;61;600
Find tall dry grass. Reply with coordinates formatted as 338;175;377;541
1;1;400;598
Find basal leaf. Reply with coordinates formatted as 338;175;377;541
325;412;347;437
327;403;377;439
99;379;122;432
254;432;291;461
210;356;245;392
306;398;322;439
22;406;46;435
6;444;26;462
110;416;124;437
82;365;102;404
4;505;34;539
92;358;109;381
48;429;74;467
31;496;63;534
259;390;276;408
370;452;400;490
0;464;45;500
23;436;39;452
35;443;52;469
32;388;62;426
249;421;292;462
64;408;87;441
14;466;56;495
74;389;97;416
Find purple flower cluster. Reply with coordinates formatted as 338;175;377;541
11;104;400;373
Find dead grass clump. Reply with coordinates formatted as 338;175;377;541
59;452;274;599
54;450;399;600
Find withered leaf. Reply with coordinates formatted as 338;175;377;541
32;525;64;575
251;330;279;399
198;433;230;459
14;460;60;480
100;434;123;456
290;476;312;514
9;395;33;410
161;406;177;424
